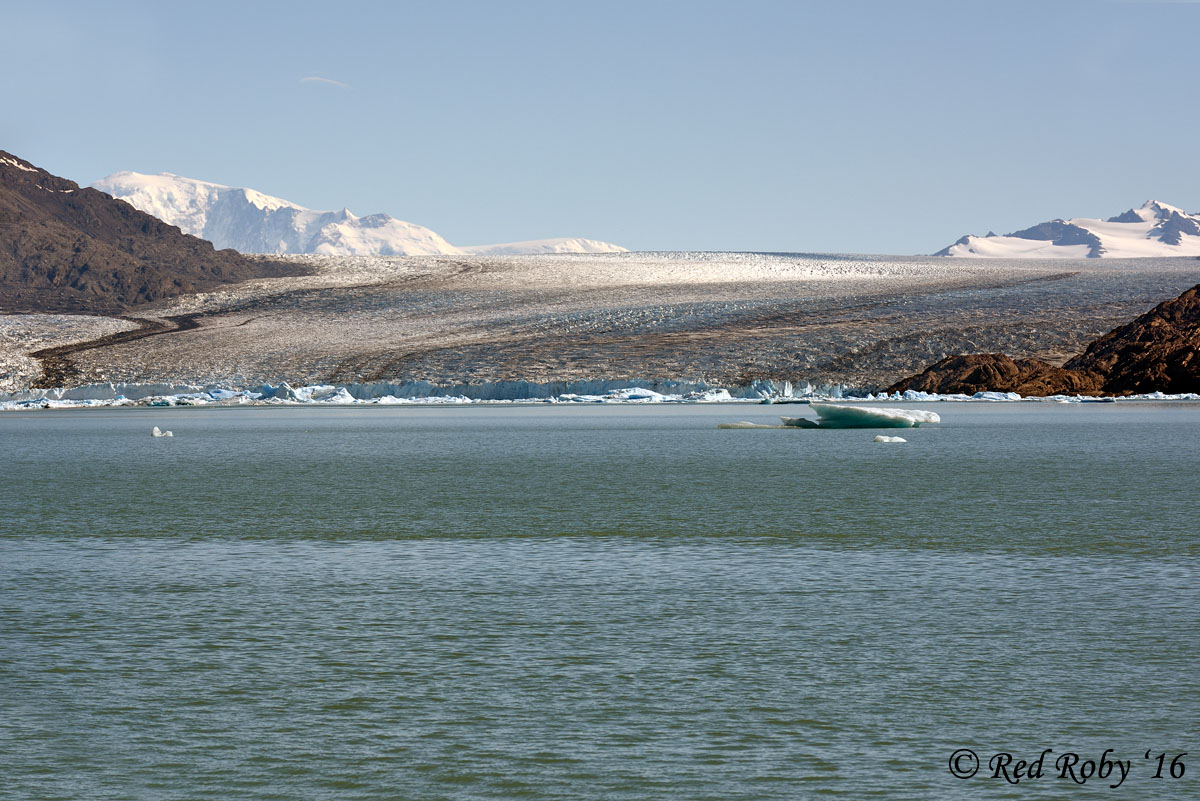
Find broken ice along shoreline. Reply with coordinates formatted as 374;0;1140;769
1;377;1197;410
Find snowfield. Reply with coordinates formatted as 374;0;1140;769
938;200;1200;258
462;238;628;255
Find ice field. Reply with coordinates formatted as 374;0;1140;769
3;252;1199;395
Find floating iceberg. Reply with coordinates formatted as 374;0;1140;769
151;426;173;437
781;403;940;429
687;388;734;402
318;387;357;405
972;391;1022;401
608;387;667;402
258;381;302;401
716;421;779;429
874;435;907;443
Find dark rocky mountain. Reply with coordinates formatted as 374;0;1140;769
888;283;1200;396
885;353;1102;396
0;151;302;313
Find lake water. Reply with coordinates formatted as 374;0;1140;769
1;403;1197;800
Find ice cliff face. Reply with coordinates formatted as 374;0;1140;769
91;172;626;257
935;200;1200;258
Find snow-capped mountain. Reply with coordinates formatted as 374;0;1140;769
91;172;626;257
92;172;460;256
935;200;1200;258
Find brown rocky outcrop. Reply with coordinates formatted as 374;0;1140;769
888;353;1103;396
888;283;1200;396
0;150;303;314
1064;283;1200;395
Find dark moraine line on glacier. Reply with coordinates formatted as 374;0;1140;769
24;259;486;388
30;314;202;388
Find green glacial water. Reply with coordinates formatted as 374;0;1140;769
1;403;1197;799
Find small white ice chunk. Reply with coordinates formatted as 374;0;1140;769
874;435;907;443
781;403;940;429
151;426;173;437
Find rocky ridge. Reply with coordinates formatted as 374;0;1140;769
889;283;1200;396
0;152;301;314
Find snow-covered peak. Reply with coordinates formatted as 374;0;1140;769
92;171;629;257
92;171;460;256
1107;200;1188;225
237;185;301;214
94;172;308;240
1142;199;1186;219
936;201;1200;259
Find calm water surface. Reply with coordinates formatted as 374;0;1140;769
1;403;1197;800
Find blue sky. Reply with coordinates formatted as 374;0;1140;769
4;0;1198;253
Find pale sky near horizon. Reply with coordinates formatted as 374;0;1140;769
3;0;1198;254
